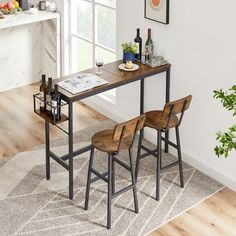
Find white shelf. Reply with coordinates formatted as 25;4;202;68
0;10;59;30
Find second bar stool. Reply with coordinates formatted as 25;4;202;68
84;114;146;229
135;95;192;201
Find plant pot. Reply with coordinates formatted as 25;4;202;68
123;52;135;63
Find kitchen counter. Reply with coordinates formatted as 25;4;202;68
0;10;59;30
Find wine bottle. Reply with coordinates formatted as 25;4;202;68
145;28;154;62
39;74;46;112
46;77;53;116
51;84;61;121
134;28;142;61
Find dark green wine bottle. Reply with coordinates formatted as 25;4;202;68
145;28;154;62
46;77;53;116
51;84;61;121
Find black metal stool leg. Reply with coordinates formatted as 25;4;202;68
112;154;115;194
107;154;112;230
157;130;163;169
176;127;184;188
135;129;143;182
129;149;139;213
156;130;161;201
45;120;50;180
85;146;95;210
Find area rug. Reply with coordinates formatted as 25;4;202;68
0;120;223;236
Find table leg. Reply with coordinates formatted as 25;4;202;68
45;120;50;180
68;101;74;199
140;79;144;115
165;68;171;153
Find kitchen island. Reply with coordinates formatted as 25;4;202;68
0;10;60;92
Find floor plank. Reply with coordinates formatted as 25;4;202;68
149;188;236;236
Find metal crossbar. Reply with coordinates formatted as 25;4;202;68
161;161;180;171
91;169;109;183
141;145;158;158
111;184;134;199
113;157;131;172
61;145;92;161
161;136;178;149
91;171;109;183
49;151;69;171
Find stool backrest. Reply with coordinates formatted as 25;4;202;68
163;95;192;128
112;114;146;150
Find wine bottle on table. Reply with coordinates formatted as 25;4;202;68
46;77;53;116
51;84;61;121
145;28;154;62
39;74;46;112
134;28;142;61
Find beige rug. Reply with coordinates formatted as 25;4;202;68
0;120;223;235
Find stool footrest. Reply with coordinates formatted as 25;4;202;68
141;145;158;158
114;157;131;172
91;171;109;184
161;136;178;149
161;161;180;171
91;169;108;183
112;184;134;199
139;148;158;160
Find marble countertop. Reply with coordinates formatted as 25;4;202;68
0;10;59;30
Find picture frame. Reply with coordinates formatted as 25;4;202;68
145;0;169;25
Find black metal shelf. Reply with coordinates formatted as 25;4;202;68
33;93;68;125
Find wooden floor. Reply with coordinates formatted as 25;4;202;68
0;83;107;159
149;188;236;236
0;83;236;236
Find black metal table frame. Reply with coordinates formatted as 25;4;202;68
45;68;170;199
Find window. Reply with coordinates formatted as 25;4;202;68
70;0;116;103
70;0;117;88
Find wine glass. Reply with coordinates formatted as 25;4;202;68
96;59;104;75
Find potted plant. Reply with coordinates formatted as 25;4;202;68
213;85;236;157
121;42;137;63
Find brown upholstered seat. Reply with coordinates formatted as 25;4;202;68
91;129;132;154
145;110;178;130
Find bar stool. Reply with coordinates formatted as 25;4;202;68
84;114;146;229
135;95;192;201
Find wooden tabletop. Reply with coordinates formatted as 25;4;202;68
54;60;171;102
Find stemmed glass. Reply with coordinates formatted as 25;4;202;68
95;59;104;75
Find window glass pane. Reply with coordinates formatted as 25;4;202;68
72;0;93;41
96;47;116;101
72;37;93;73
95;5;116;50
95;47;116;64
95;0;116;8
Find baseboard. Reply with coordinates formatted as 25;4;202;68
84;98;236;192
181;152;236;191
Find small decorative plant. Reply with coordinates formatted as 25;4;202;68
213;85;236;157
121;42;138;54
121;42;137;62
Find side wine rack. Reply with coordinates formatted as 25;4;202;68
33;93;68;125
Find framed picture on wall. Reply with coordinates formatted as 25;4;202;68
145;0;169;24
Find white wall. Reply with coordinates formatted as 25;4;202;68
86;0;236;190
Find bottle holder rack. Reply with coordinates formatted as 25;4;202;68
33;93;69;125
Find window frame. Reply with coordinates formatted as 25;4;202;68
69;0;116;72
69;0;117;103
